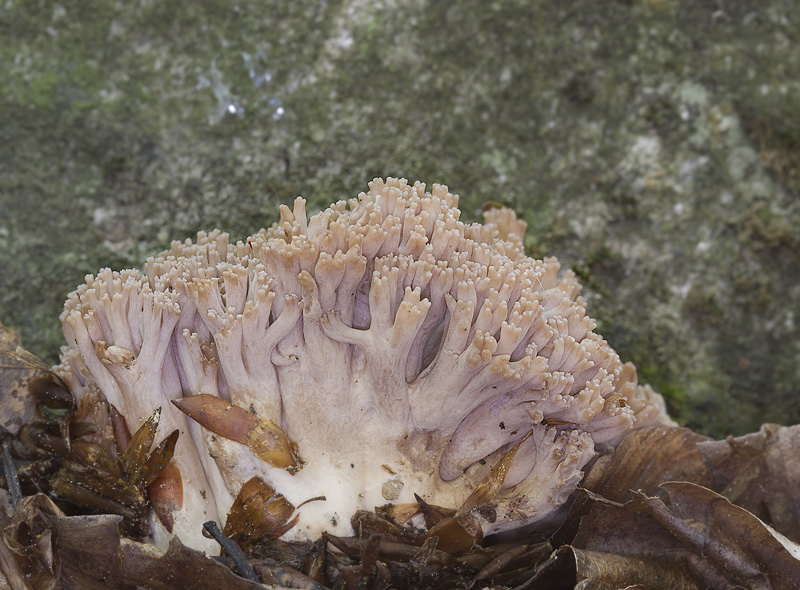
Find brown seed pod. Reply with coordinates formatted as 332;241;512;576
148;461;183;533
223;476;299;553
172;395;303;472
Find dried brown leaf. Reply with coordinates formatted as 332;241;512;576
26;376;76;449
569;491;693;561
141;429;179;488
49;476;140;520
522;488;709;589
467;543;551;589
66;440;119;475
351;510;423;545
0;490;267;589
583;426;711;503
411;494;454;528
0;323;43;435
635;481;800;590
26;377;73;414
54;515;267;590
2;493;66;590
44;408;181;538
0;515;35;590
457;429;532;516
697;423;800;542
425;515;482;556
323;533;464;570
521;545;702;590
121;408;161;483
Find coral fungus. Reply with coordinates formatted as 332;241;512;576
57;178;670;553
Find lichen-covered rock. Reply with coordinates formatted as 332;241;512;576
3;0;799;441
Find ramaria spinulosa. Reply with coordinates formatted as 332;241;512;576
57;178;671;553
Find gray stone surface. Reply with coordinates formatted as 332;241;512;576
2;0;798;436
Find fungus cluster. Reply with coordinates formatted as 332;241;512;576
57;178;671;554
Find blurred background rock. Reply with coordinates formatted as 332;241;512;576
1;0;798;437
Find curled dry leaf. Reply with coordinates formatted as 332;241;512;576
0;489;266;590
5;357;185;541
582;425;712;503
521;488;707;590
352;509;425;548
466;543;552;589
566;490;694;561
634;481;800;590
574;425;800;589
142;429;180;488
584;424;800;546
696;423;800;543
425;517;481;557
25;375;77;455
1;492;65;590
523;546;702;590
526;480;800;589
